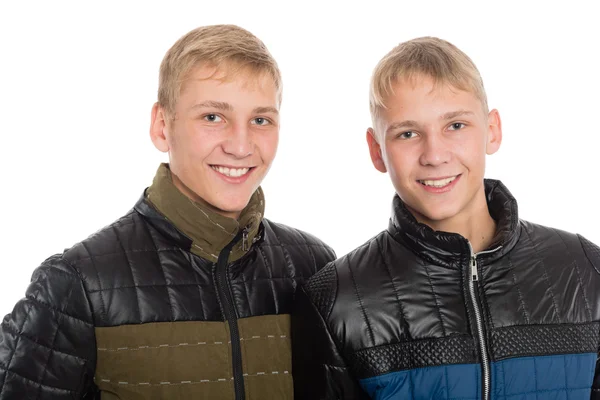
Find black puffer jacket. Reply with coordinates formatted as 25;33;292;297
293;180;600;400
0;194;335;399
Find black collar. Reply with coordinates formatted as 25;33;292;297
387;179;521;267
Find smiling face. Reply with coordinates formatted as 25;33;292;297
150;65;280;219
367;74;502;229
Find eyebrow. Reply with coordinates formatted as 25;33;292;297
253;106;279;115
441;110;474;120
190;101;233;111
385;110;475;135
189;102;278;115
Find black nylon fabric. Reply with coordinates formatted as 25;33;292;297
293;179;600;399
0;193;335;398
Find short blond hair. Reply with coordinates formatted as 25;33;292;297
158;24;282;116
369;36;488;124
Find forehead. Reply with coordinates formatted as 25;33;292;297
179;65;279;103
380;75;483;122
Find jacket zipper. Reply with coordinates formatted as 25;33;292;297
215;227;248;400
467;242;502;400
242;229;249;252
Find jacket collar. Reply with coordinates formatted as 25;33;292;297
387;179;521;267
135;164;264;263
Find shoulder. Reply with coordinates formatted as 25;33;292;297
577;234;600;272
302;230;388;314
519;219;582;250
261;218;336;259
257;218;335;283
61;208;144;265
58;207;175;294
519;219;599;270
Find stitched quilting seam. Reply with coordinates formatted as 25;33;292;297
298;231;318;275
96;370;289;386
35;278;76;399
0;367;75;393
97;335;289;352
112;225;143;323
523;228;561;323
138;218;176;321
508;254;530;324
421;259;447;337
269;229;295;278
257;246;279;315
555;230;593;321
0;301;34;396
81;241;107;325
377;238;409;327
347;263;376;347
0;322;87;361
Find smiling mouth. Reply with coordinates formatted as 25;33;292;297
211;165;254;178
418;175;460;188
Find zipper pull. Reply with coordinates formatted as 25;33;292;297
242;228;249;252
471;256;479;281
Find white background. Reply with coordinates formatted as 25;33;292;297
1;1;598;313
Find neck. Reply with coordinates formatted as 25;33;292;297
408;188;497;253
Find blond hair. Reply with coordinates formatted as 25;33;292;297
369;37;488;124
158;24;282;116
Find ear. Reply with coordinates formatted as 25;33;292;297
150;102;171;153
485;109;502;155
367;128;387;173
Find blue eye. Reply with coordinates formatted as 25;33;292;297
204;114;223;122
449;122;465;130
399;131;417;139
251;117;270;126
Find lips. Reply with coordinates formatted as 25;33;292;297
418;175;459;188
211;165;252;178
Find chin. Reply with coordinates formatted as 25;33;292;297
405;199;462;224
424;205;465;224
213;197;251;214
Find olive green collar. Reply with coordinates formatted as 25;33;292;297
146;164;264;262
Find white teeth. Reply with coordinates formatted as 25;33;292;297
212;166;250;178
420;176;457;188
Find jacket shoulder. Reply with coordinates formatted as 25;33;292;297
303;230;387;319
62;208;145;263
578;235;600;272
520;220;591;255
262;219;333;251
60;208;171;293
261;218;335;261
519;219;600;274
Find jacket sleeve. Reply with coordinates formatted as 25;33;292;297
0;255;97;399
579;235;600;399
292;265;368;400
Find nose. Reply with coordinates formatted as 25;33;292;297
222;123;253;158
419;133;451;166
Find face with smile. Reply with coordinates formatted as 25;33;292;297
367;74;502;230
150;65;280;219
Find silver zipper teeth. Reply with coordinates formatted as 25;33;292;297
468;243;502;400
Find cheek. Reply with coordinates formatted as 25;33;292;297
184;127;222;160
385;145;414;178
453;134;486;161
256;132;279;161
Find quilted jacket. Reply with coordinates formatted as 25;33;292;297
293;179;600;400
0;193;335;399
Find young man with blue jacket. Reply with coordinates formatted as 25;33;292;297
293;36;600;400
